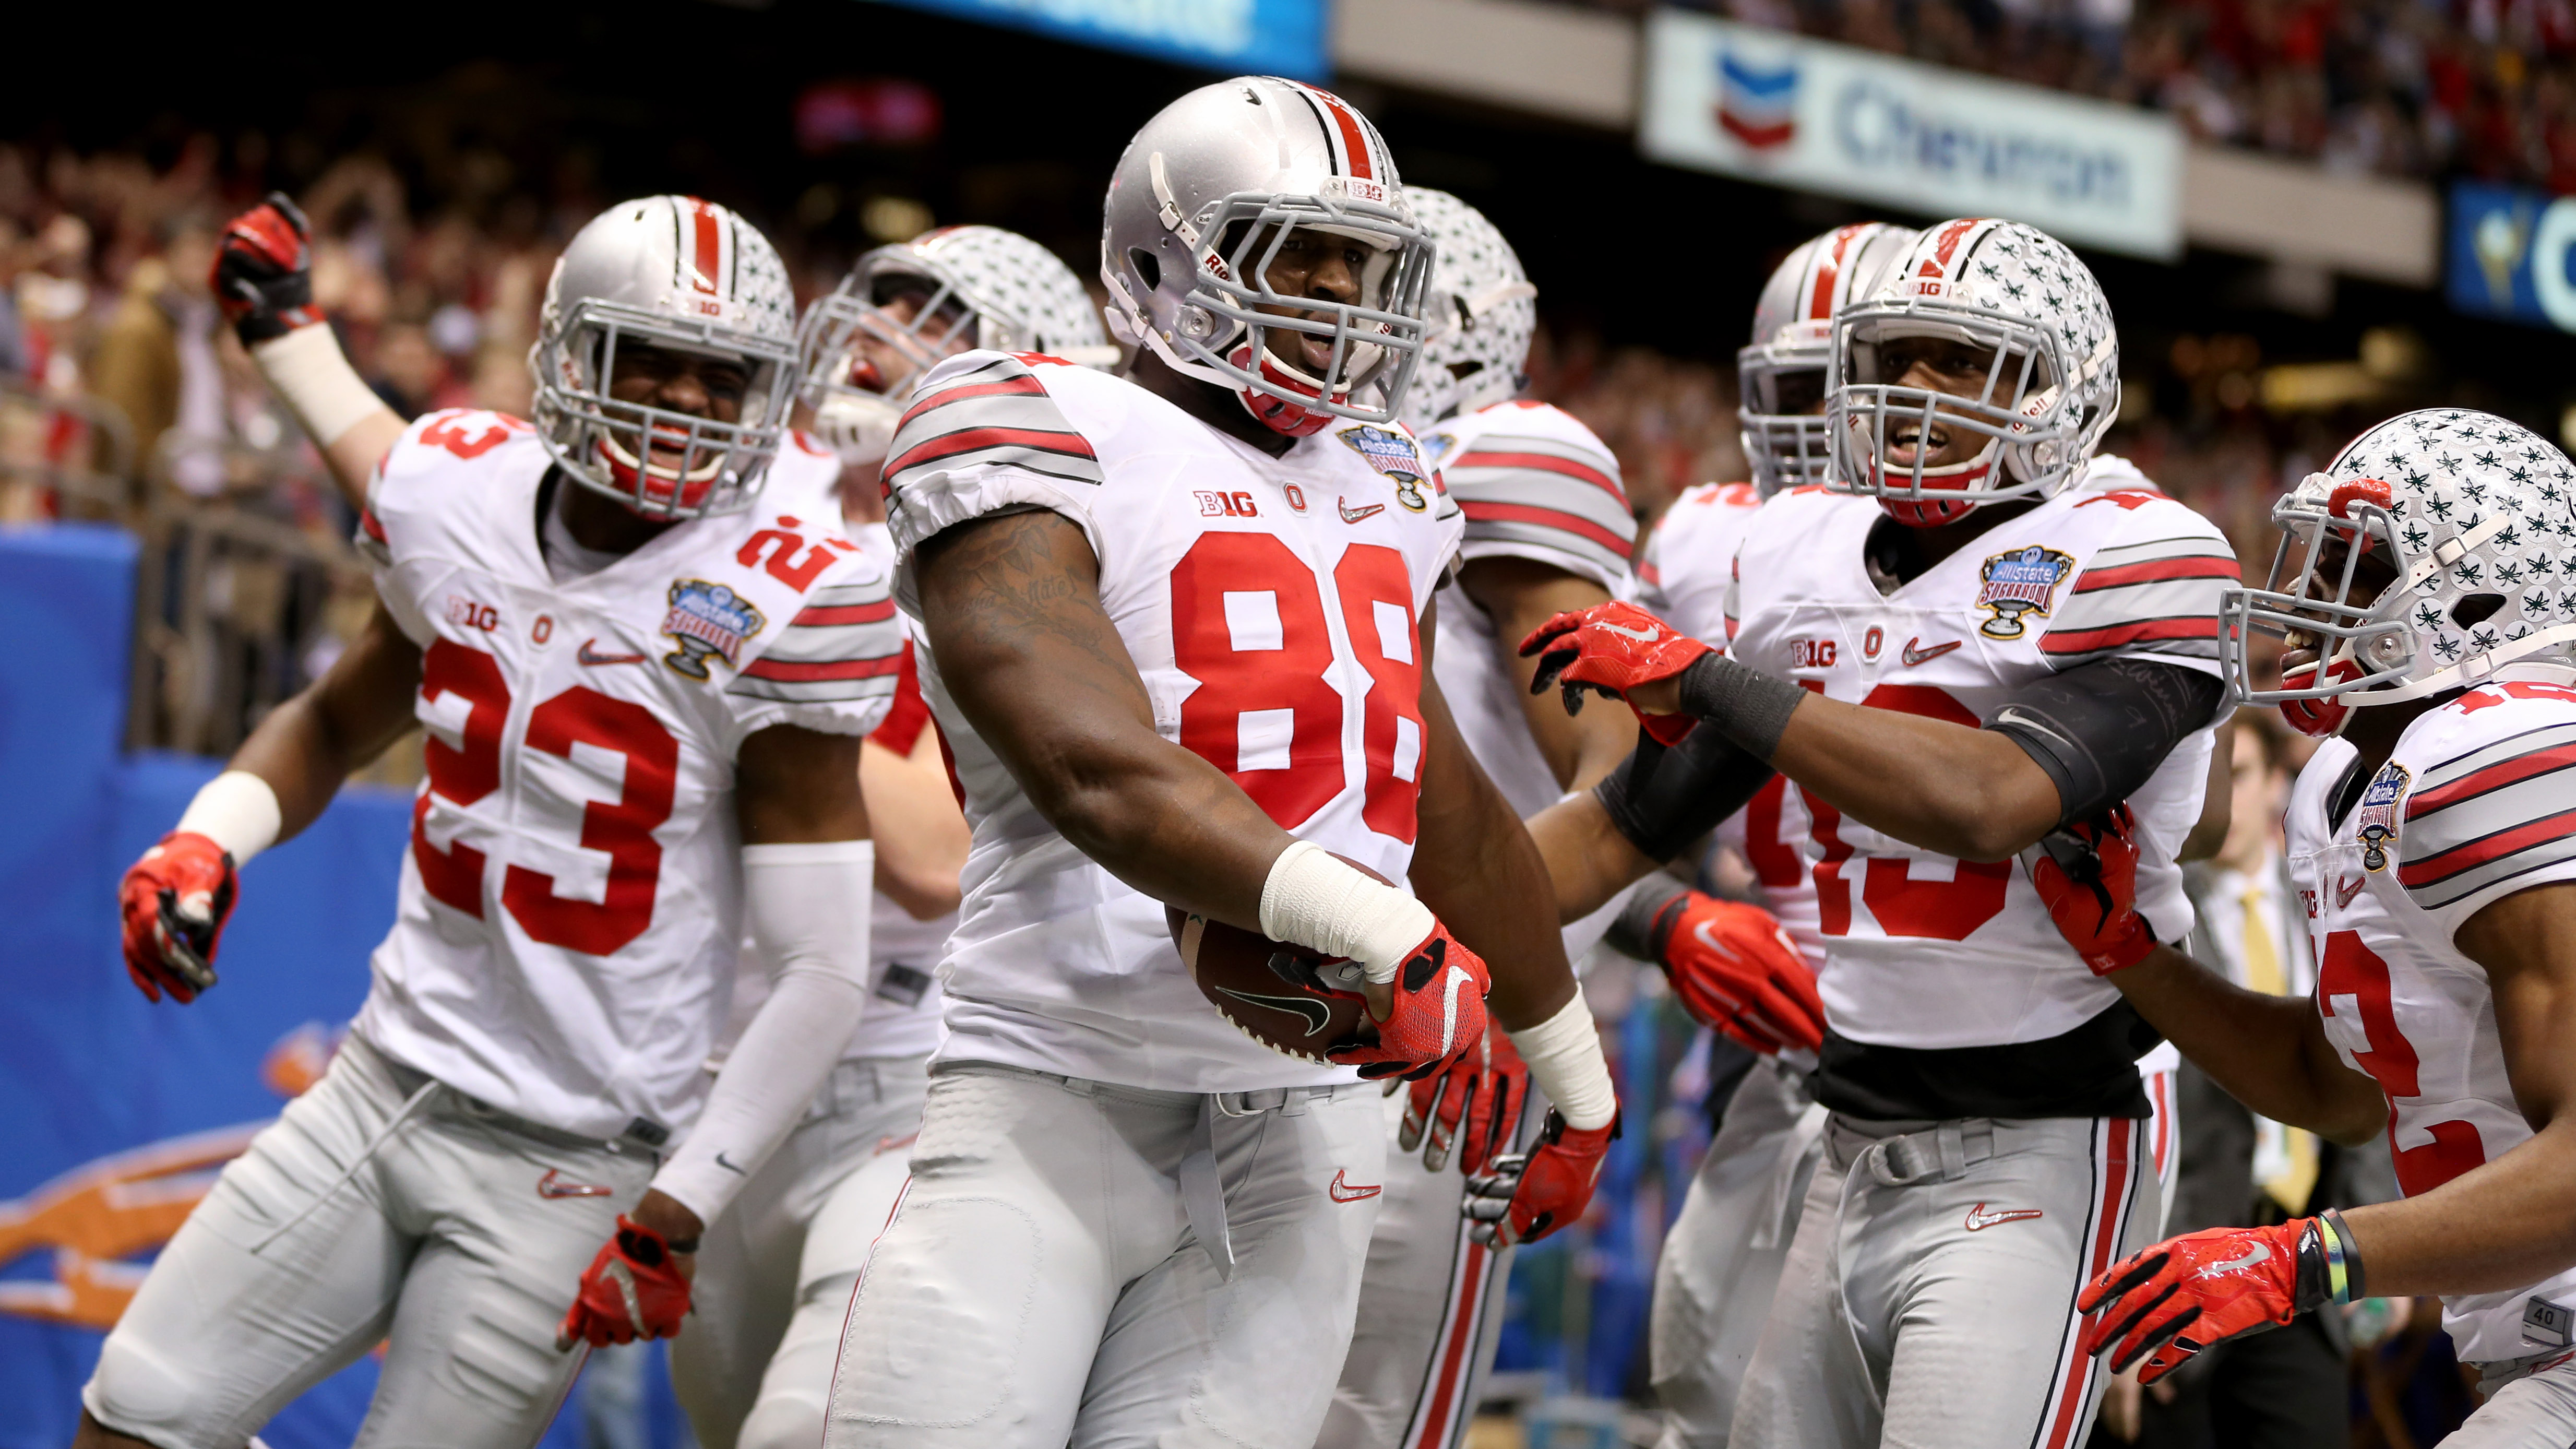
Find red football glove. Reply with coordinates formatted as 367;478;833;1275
1401;1026;1528;1177
1328;922;1492;1083
2081;1220;2322;1385
2029;805;2158;976
1648;890;1826;1054
1519;602;1714;746
1463;1108;1619;1247
117;831;236;1003
212;192;323;346
557;1215;693;1349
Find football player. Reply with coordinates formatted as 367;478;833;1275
95;196;904;1448
816;78;1614;1449
1521;219;2237;1447
1319;190;1823;1449
671;225;1113;1449
2040;410;2576;1446
1634;221;1914;1449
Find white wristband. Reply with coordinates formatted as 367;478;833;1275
1507;993;1617;1130
252;324;385;447
1258;840;1435;985
176;770;283;866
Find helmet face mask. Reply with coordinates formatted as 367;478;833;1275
797;224;1116;467
2224;411;2576;736
532;196;799;521
1826;219;2117;526
1102;77;1434;438
1737;222;1918;496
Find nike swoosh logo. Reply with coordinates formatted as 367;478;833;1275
2335;876;2365;909
1901;637;1963;666
2204;1241;2272;1274
1437;964;1472;1059
1963;1202;2045;1231
1214;984;1333;1038
1328;1169;1383;1203
1993;706;2075;752
1338;498;1385;524
1595;621;1662;642
538;1168;615;1199
578;639;647;667
715;1150;747;1176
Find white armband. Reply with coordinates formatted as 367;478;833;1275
650;840;874;1227
1258;839;1435;985
252;324;385;448
176;770;283;866
1507;993;1617;1130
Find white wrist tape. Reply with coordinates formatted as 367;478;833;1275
176;770;283;866
1508;994;1617;1131
652;839;874;1226
252;324;385;447
1258;840;1435;985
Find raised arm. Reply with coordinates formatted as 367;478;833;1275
213;194;404;509
117;599;422;1002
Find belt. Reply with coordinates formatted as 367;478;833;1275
1829;1115;1998;1187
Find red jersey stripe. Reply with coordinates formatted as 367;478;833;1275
2398;806;2576;886
2038;616;2220;653
1451;449;1624;501
792;599;898;628
887;424;1100;478
1458;500;1634;554
894;374;1048;429
2405;743;2576;817
868;645;931;756
2070;556;2242;592
740;653;907;684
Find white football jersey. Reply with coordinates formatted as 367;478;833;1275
351;409;904;1143
882;350;1465;1091
1724;479;2233;1050
1424;400;1637;958
717;442;946;1064
1640;482;1823;965
2286;675;2576;1362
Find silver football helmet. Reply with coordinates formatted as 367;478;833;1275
1398;188;1537;436
797;224;1118;467
2224;409;2576;738
530;195;798;519
1101;76;1434;437
1738;222;1917;496
1829;219;2120;527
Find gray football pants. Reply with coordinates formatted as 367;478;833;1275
1730;1112;2157;1449
82;1036;652;1449
670;1055;928;1449
1652;1061;1831;1449
2453;1350;2576;1445
822;1062;1387;1449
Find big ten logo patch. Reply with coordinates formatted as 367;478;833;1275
1198;491;1259;518
1790;637;1838;670
445;596;500;632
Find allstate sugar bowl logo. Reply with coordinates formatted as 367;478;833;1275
661;579;764;680
2357;763;2411;872
1974;546;2076;639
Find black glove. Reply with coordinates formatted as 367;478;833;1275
212;192;321;346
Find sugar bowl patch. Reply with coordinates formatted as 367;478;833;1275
1975;546;2077;640
1336;423;1431;512
2356;763;2411;872
662;579;764;680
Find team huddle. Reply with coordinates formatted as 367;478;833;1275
88;72;2576;1449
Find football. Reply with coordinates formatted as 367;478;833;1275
1166;859;1388;1064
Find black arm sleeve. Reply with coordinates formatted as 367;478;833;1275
1593;723;1779;865
1984;657;2227;827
